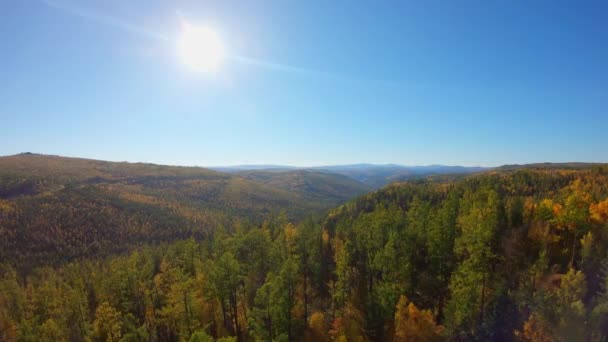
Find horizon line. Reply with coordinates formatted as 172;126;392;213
4;152;608;170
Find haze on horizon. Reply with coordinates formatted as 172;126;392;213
1;1;607;167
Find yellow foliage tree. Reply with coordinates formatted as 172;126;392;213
94;302;122;342
307;311;329;342
39;318;66;341
394;296;444;342
283;223;298;255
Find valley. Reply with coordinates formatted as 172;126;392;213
1;154;608;341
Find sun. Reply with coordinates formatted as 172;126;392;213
178;21;224;73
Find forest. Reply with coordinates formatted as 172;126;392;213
2;166;608;341
0;154;369;268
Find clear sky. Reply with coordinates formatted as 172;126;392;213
1;0;607;167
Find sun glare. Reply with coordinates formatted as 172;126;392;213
178;21;224;73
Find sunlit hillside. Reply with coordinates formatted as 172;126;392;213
0;154;365;267
2;165;608;341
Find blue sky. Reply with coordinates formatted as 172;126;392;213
1;0;607;167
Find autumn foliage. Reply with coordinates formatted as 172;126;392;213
2;164;608;340
394;296;444;342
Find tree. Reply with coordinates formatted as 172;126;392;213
189;329;214;342
39;318;66;341
555;268;587;340
445;189;499;338
329;302;366;342
332;239;353;311
270;258;300;341
426;190;459;318
516;313;553;342
296;218;322;321
519;268;588;342
591;261;608;341
249;280;274;341
374;230;410;324
590;199;608;225
308;311;329;342
555;182;591;267
250;257;300;341
209;252;242;340
394;296;444;342
93;302;122;342
158;277;199;339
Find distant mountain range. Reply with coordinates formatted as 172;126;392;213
211;163;489;188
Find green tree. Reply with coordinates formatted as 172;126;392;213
39;318;66;341
332;239;353;312
189;329;214;342
249;280;274;341
556;183;591;267
426;190;459;318
445;189;499;339
555;268;587;340
209;252;243;340
270;258;300;341
158;277;199;339
295;217;322;321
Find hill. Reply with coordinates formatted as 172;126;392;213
0;154;346;266
213;163;488;188
3;165;608;341
319;165;608;340
317;164;488;187
493;162;604;172
235;169;371;205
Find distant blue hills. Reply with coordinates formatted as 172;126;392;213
210;163;489;188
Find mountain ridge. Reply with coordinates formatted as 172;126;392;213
211;163;489;188
0;153;367;266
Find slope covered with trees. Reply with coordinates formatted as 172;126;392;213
235;170;371;205
217;164;488;189
2;165;608;341
0;154;350;268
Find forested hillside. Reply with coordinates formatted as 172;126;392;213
313;164;487;187
0;154;352;268
2;166;608;341
216;164;487;189
235;170;371;205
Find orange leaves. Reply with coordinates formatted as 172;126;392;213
394;296;444;342
590;199;608;224
307;312;329;342
329;303;366;342
552;203;563;217
515;314;553;342
524;198;536;218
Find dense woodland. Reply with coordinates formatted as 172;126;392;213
3;162;608;341
0;154;369;268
